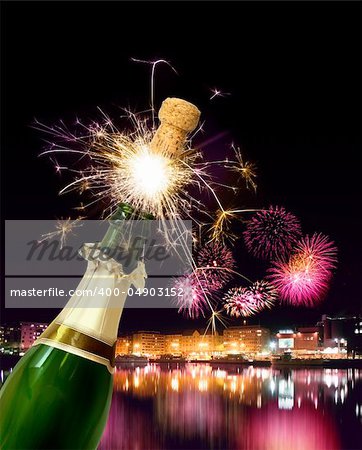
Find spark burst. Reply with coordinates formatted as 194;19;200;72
36;111;256;244
247;280;277;310
233;147;257;193
173;273;211;319
39;218;83;249
196;242;235;290
223;287;259;317
269;233;337;306
243;206;302;260
209;88;231;100
223;280;277;317
38;117;199;219
211;209;237;242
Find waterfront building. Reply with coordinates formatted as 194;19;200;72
20;322;48;350
276;327;320;354
294;327;320;353
223;326;270;355
0;322;48;353
164;334;183;356
132;331;165;356
181;330;222;358
319;314;362;357
115;335;132;355
276;330;295;351
1;323;21;352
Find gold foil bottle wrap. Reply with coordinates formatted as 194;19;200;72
34;260;147;374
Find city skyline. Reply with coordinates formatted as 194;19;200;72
2;314;361;358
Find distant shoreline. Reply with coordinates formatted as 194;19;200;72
1;354;361;372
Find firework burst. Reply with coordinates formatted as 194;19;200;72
243;206;302;260
173;273;212;319
223;287;259;317
247;280;278;310
38;116;200;219
269;232;337;306
196;242;235;290
223;280;277;317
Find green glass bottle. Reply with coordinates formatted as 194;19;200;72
0;204;148;450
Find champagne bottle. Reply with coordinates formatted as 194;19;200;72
0;98;200;450
0;204;149;450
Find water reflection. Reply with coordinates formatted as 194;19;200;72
1;364;360;449
99;364;361;450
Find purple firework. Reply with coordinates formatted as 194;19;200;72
196;242;235;290
243;206;302;260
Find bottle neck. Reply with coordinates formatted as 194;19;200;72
99;203;134;253
35;203;150;373
100;203;153;274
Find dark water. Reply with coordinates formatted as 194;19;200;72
99;364;361;450
1;362;361;449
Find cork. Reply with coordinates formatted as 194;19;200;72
150;98;201;156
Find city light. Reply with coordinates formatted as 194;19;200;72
1;316;360;360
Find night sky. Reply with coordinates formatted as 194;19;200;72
1;2;360;332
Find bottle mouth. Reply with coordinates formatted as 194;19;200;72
111;203;155;221
100;203;155;274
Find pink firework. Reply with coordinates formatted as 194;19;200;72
173;273;211;319
196;242;235;290
269;233;337;306
243;206;302;260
